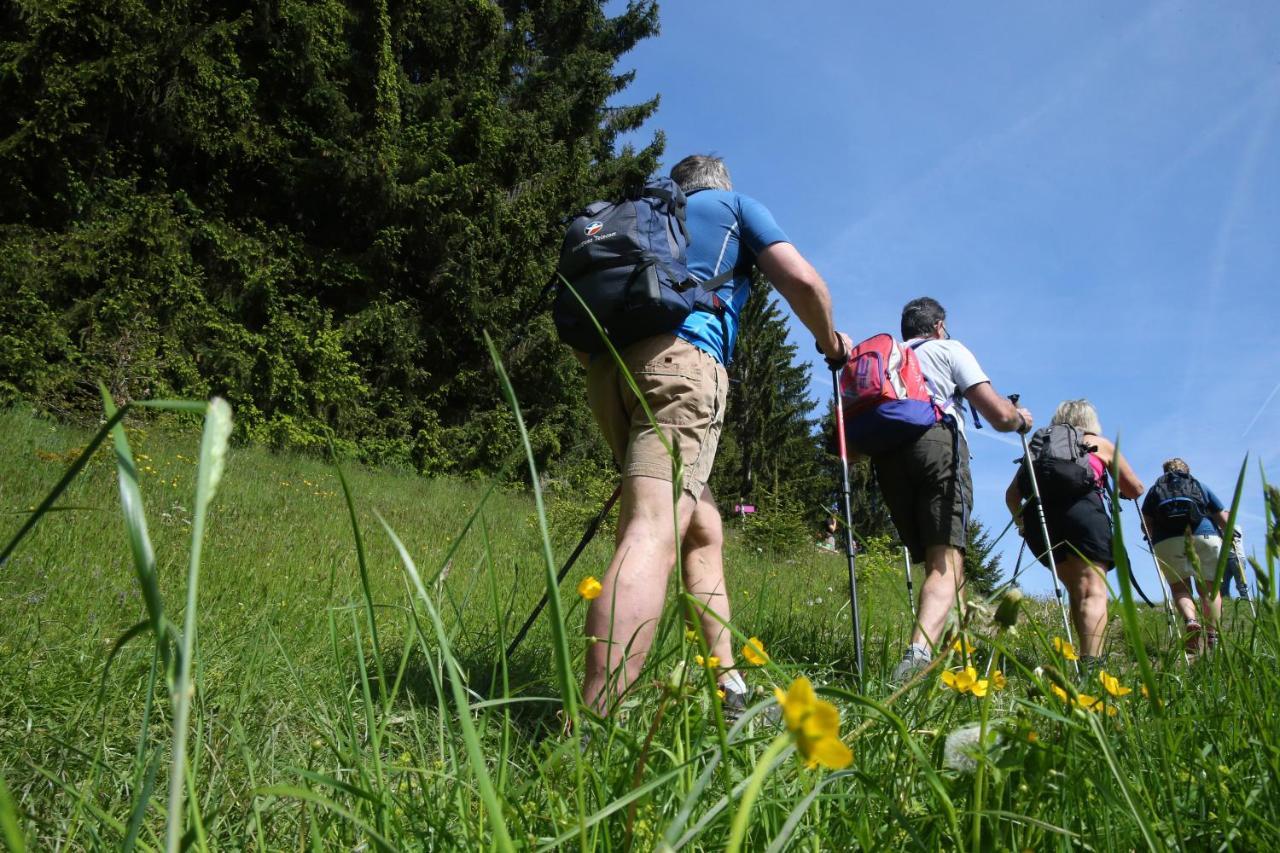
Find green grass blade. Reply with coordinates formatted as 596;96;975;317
0;404;129;565
375;511;514;852
122;746;163;853
166;397;232;853
1209;456;1249;594
1106;441;1160;711
482;330;578;724
0;770;23;853
326;433;385;688
99;386;171;652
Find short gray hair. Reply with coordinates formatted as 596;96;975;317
1051;399;1102;435
670;155;732;192
1163;458;1190;475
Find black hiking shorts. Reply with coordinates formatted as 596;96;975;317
1023;492;1114;570
872;422;972;564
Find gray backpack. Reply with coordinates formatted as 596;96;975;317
1017;423;1099;504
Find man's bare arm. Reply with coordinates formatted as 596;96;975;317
756;242;849;360
964;382;1032;433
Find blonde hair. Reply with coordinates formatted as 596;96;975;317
1163;458;1190;475
1051;399;1102;435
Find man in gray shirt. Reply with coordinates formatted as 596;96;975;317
874;297;1033;681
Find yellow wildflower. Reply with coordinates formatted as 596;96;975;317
991;670;1007;691
941;666;989;697
695;654;721;669
1053;637;1079;661
952;638;976;655
1098;670;1132;698
576;576;603;600
742;636;769;666
1141;684;1150;699
1075;693;1117;716
773;677;853;770
1050;683;1070;703
684;628;697;642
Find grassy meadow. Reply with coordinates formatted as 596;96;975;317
1;403;1279;851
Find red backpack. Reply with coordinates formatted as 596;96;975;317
839;334;941;455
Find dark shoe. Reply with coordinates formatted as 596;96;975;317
1205;628;1220;651
722;688;780;727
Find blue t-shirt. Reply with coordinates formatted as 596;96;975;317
675;189;789;364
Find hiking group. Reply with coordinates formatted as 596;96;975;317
552;153;1245;717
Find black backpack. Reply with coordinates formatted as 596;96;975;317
1017;423;1099;505
1146;473;1207;539
551;178;735;354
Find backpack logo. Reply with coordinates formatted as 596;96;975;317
584;221;604;236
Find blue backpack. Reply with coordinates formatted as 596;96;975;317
552;178;734;354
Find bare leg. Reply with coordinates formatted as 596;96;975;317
681;486;736;674
1055;555;1109;658
911;545;964;650
1168;579;1198;625
582;476;697;712
1195;579;1222;628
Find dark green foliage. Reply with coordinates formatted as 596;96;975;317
0;0;660;473
964;518;1004;595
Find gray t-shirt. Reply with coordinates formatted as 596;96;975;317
906;338;990;438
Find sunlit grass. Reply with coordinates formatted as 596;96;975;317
1;401;1278;850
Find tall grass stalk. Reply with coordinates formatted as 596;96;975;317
165;397;231;853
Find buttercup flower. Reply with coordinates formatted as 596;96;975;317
952;638;977;655
1075;693;1117;716
695;654;721;669
991;670;1007;691
1053;637;1079;661
577;576;603;600
741;636;769;666
941;666;989;697
1050;684;1070;703
1098;670;1132;698
773;677;853;770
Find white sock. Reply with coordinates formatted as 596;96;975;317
721;670;748;695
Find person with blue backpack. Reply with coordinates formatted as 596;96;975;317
857;297;1033;682
556;154;852;716
1142;458;1232;653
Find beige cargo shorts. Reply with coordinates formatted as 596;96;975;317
586;334;727;500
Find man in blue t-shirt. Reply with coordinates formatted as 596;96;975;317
1141;458;1232;653
582;154;851;716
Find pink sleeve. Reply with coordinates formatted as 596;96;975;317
1088;454;1107;487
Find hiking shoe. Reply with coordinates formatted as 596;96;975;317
1205;628;1220;651
1184;622;1202;654
891;644;933;684
722;688;749;723
722;688;781;727
1079;655;1104;682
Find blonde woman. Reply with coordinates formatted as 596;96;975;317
1005;400;1143;664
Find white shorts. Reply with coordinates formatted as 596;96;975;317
1154;533;1223;584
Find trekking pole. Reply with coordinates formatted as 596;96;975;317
505;484;622;660
1010;394;1078;674
830;366;865;683
1132;498;1181;645
902;546;917;619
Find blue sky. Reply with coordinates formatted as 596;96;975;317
611;1;1280;597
